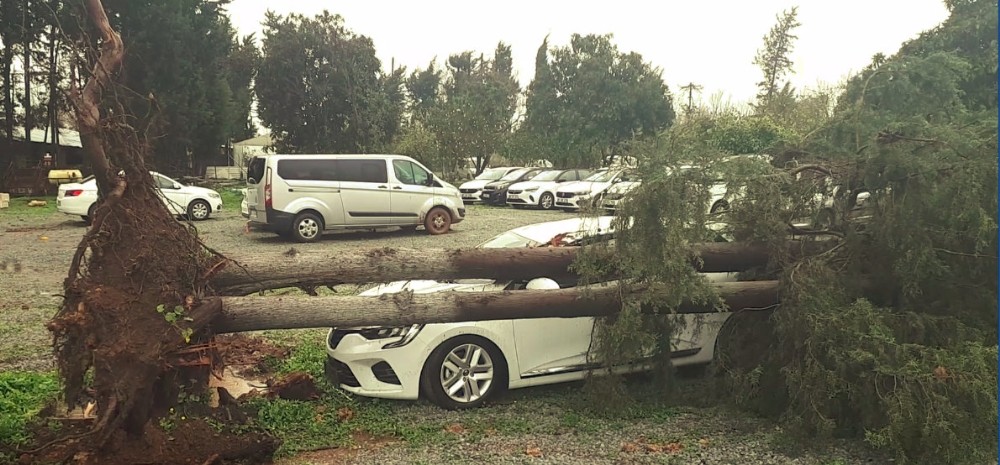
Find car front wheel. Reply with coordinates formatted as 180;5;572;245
539;192;555;210
421;335;507;410
187;199;211;221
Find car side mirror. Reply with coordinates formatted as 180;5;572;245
173;183;182;189
424;177;435;187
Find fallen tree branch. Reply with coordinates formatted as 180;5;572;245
210;242;828;295
213;280;780;333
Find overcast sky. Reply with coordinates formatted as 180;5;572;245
225;0;950;106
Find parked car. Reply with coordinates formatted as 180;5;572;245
479;167;545;206
600;178;642;212
239;188;249;218
244;154;465;242
554;169;636;211
56;172;223;224
458;167;522;204
506;169;593;210
323;216;736;409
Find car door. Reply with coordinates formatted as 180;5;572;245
153;173;188;215
511;317;596;378
337;158;393;226
275;158;345;227
389;159;434;224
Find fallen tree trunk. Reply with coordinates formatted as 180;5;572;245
214;280;779;333
211;241;825;295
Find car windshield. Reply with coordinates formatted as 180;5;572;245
478;231;539;249
530;170;562;182
500;169;528;181
475;168;508;181
585;170;617;182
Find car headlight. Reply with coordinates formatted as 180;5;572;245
207;192;221;198
523;186;539;192
358;324;424;349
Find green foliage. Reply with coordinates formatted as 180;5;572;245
256;11;403;154
585;3;997;464
515;33;675;168
155;304;194;343
0;371;60;447
421;43;519;175
753;7;801;115
97;0;251;172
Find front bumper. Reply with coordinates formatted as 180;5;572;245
505;190;537;205
555;194;590;209
324;331;422;400
460;190;482;202
479;190;507;205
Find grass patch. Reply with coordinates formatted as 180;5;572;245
0;371;60;447
2;196;58;216
218;188;243;211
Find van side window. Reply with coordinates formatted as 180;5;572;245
277;159;338;181
392;160;430;186
336;159;388;183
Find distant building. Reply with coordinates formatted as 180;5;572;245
204;134;274;180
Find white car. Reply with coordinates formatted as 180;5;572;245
56;172;223;224
600;179;642;212
239;188;249;218
554;169;637;210
505;169;594;210
458;167;521;204
324;216;736;409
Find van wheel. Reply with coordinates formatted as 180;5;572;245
291;212;323;243
420;335;507;410
424;207;451;235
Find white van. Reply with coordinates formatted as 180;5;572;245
245;154;466;242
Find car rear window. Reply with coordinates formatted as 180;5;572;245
246;157;265;184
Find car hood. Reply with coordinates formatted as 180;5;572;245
458;179;493;190
556;180;605;194
607;181;641;194
359;279;505;297
509;180;557;191
184;185;221;197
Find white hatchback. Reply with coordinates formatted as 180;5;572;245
56;172;223;224
324;216;736;409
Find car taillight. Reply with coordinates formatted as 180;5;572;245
65;189;83;197
264;167;272;209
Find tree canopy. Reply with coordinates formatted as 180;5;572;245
255;10;403;154
513;33;675;168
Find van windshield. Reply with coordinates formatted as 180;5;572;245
247;157;266;184
475;168;508;181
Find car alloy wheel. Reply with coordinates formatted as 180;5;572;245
539;193;554;210
292;212;322;243
188;199;211;221
421;335;507;410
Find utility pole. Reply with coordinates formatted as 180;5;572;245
679;82;703;114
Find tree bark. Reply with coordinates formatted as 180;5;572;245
211;241;826;296
214;280;779;333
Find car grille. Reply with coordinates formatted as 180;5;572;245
556;192;575;198
507;189;522;194
371;361;401;385
460;188;478;193
507;198;527;203
328;358;360;387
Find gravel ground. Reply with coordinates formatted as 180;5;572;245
0;203;565;370
0;201;880;464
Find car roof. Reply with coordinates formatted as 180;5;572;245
506;216;616;244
